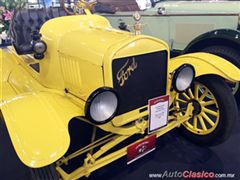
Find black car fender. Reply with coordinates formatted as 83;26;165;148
183;29;240;54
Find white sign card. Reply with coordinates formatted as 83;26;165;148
148;95;169;134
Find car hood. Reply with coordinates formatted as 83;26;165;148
41;15;132;67
152;1;240;14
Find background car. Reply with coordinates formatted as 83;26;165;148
97;0;240;99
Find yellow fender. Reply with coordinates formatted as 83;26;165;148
0;92;83;168
170;53;240;82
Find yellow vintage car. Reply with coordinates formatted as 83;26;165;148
0;1;240;179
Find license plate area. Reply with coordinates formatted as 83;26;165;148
127;135;156;164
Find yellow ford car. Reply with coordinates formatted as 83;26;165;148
0;1;240;179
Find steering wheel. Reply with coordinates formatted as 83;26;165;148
61;0;97;15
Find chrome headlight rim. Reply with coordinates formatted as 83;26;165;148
172;64;195;93
33;40;47;54
85;87;119;125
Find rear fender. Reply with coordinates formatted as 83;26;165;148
169;53;240;82
0;92;84;168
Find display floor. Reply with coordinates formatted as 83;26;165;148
1;110;240;180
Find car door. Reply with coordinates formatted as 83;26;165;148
157;0;240;51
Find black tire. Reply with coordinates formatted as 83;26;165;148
202;46;240;101
179;75;238;146
29;165;59;180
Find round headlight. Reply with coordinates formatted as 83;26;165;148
85;88;119;124
172;64;195;92
33;40;47;54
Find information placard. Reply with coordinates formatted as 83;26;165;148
148;95;169;134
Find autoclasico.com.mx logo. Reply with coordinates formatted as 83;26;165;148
149;170;236;179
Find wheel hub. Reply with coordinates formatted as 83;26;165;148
190;99;202;116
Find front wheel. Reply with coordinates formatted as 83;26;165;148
176;75;237;146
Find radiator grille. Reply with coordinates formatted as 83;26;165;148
112;51;168;115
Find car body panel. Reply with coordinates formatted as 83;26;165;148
153;1;240;14
169;52;240;82
39;15;121;99
39;14;171;101
1;48;84;168
1;92;83;168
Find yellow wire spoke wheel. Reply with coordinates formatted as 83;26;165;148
175;76;237;146
176;82;220;135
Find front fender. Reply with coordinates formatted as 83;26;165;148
0;92;84;168
170;52;240;82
